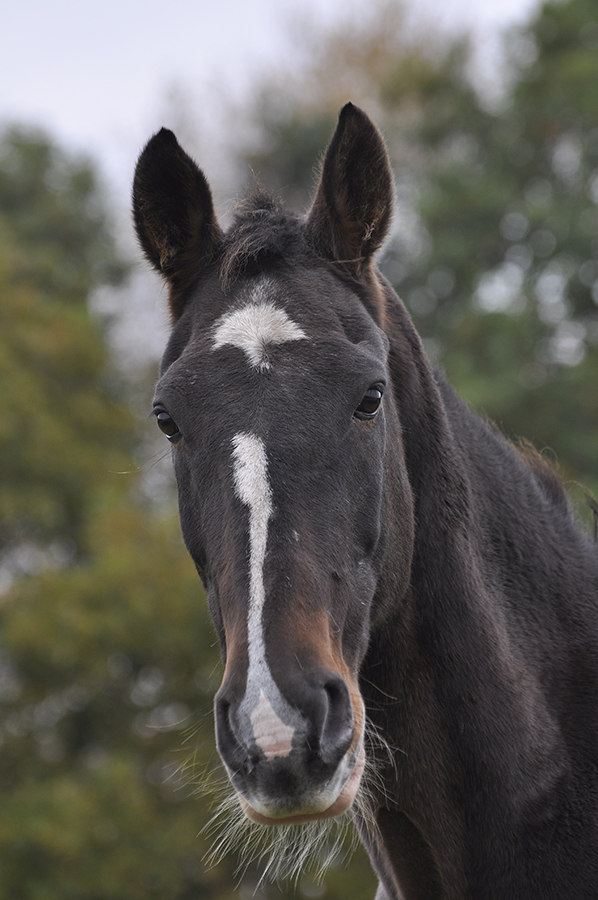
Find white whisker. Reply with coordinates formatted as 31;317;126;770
199;778;356;886
185;714;406;887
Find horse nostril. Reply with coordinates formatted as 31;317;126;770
319;675;354;766
215;693;251;775
215;695;232;742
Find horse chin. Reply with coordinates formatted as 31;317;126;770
239;746;365;827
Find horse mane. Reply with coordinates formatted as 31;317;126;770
514;438;570;511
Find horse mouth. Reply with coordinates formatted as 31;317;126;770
238;745;365;826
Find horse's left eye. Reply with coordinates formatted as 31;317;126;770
155;410;182;443
354;386;384;420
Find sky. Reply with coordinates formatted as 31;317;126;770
3;0;542;201
3;0;543;366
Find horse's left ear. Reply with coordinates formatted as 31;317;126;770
306;103;394;273
133;128;223;319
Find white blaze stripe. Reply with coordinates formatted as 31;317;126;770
231;432;297;757
213;300;308;370
231;432;272;635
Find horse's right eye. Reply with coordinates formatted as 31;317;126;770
155;411;182;443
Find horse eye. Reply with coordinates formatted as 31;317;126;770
354;386;383;420
155;410;182;443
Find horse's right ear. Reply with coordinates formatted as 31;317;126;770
133;129;223;319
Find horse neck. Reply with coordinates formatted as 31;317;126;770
383;289;473;563
368;288;569;791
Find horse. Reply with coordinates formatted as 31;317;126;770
132;103;598;899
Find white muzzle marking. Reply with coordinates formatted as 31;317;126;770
250;690;294;759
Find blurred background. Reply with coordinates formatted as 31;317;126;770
2;0;598;897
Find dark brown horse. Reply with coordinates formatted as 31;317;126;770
133;104;598;899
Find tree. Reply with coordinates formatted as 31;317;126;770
390;0;598;500
0;128;131;558
5;0;598;894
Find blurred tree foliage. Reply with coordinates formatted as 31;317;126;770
4;0;598;897
0;129;131;555
240;0;598;504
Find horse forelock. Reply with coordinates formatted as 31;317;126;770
219;192;308;288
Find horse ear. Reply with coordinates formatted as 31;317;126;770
133;128;223;318
306;103;393;272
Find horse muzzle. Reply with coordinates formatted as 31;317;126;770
239;745;365;825
214;668;365;824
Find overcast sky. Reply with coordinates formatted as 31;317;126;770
4;0;541;199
